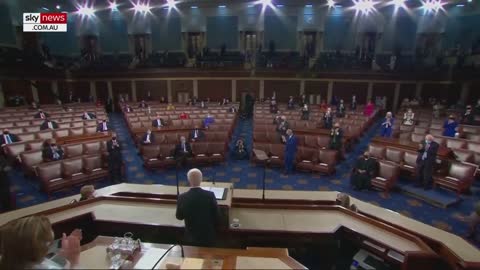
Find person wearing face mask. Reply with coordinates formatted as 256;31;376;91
174;136;193;167
416;134;439;190
189;126;205;142
141;129;155;145
96;119;110;132
0;129;19;147
42;139;64;162
350;95;357;111
233;139;248;160
81;111;96;120
461;105;475;125
403;108;415;126
350;151;378;191
443;115;458;137
152;114;167;128
40;118;59;130
107;133;123;184
323;108;333;129
336;100;346;118
329;123;343;151
380;112;394;138
282;129;297;175
34;109;50;119
301;104;310;120
203;113;215;129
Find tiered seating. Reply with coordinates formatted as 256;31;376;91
121;102;238;170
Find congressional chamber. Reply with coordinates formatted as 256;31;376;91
1;0;480;269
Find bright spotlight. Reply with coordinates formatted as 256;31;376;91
327;0;335;7
354;0;375;14
260;0;272;6
78;6;95;16
109;1;118;10
166;0;176;8
133;3;151;12
56;5;61;10
422;0;443;12
392;0;405;7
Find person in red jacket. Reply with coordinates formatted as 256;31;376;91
179;112;189;119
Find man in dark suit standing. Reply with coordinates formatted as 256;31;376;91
97;119;109;132
40;119;59;130
0;129;20;147
176;168;219;247
416;134;439;189
42;139;64;162
323;108;333;129
151;115;167;128
81;111;96;120
34;109;50;119
175;136;193;167
189;126;205;142
141;129;155;145
329;123;343;151
107;133;123;184
283;129;298;175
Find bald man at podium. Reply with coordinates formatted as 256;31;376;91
176;168;220;247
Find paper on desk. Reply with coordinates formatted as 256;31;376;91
135;248;170;269
201;187;226;200
236;257;291;269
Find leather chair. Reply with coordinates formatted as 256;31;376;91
64;144;84;158
371;160;400;194
269;144;285;167
165;133;179;144
83;155;109;181
62;157;89;185
24;126;40;133
385;148;404;165
429;129;443;138
401;151;418;176
71;121;84;128
141;145;162;169
85;120;97;127
69;127;84;136
84;126;97;134
317;136;330;149
295;147;318;172
5;142;26;160
37;131;53;140
304;135;318;148
467;142;480;153
452;149;474;163
433;162;476;195
58;123;71;129
368;145;385;160
158;144;177;168
312;149;337;175
209;142;226;164
18;133;36;141
191;143;210;165
414;127;428;134
26;140;45;151
253;132;268;143
84;141;102;155
251;143;270;165
465;133;480;143
36;161;65;198
446;139;467;150
410;133;425;143
20;150;44;176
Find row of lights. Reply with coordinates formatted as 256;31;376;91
74;0;471;16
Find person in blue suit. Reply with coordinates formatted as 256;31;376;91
380;112;394;138
443;115;458;137
283;129;298;175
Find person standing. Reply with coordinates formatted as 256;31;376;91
107;133;123;184
141;129;155;145
329;123;343;151
403;108;415;126
461;106;474;125
323;108;333;129
301;104;310;120
337;100;346;118
443;115;458;137
176;168;220;247
416;134;439;190
283;129;298;175
380;112;394;138
350;95;357;111
97;119;110;132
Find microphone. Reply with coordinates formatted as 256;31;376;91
152;244;185;270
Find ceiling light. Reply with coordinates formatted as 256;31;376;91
109;1;118;10
423;0;443;12
78;6;95;16
133;3;151;12
56;5;61;9
456;4;464;6
218;5;226;8
327;0;335;8
191;6;198;9
276;4;284;7
354;0;376;14
305;4;313;7
260;0;272;6
392;0;405;8
166;0;176;8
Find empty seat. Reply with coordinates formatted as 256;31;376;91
191;143;210;165
62;157;88;185
84;141;102;155
446;139;467;150
141;145;162;169
20;150;44;176
37;162;65;197
453;149;474;163
83;155;108;180
371;161;400;194
64;144;84;158
209;143;226;164
401;151;418;176
84;126;97;134
58;123;71;129
368;145;385;160
157;144;176;168
385;148;404;164
69;127;84;136
269;144;285;167
5;143;26;160
54;129;69;138
433;162;476;195
26;140;45;151
36;131;53;140
18;133;36;141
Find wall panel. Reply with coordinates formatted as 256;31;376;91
2;80;33;102
95;81;109;103
372;83;395;111
332;82;368;104
171;80;193;102
264;80;300;102
198;80;231;101
112;81;132;103
135;80;167;101
236;80;259;101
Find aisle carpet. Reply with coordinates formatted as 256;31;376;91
8;113;480;246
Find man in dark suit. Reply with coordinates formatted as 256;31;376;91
323;108;333;129
329;123;343;151
97;119;109;132
350;151;378;190
287;96;295;110
416;134;439;189
189;126;205;142
283;129;298;175
0;129;20;147
174;136;193;166
40;119;59;130
138;100;148;108
107;133;123;183
42;139;64;162
81;111;96;120
151;115;167;128
34;109;50;119
141;129;155;145
176;168;219;247
276;116;289;136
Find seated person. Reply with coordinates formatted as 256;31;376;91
160;96;167;103
34;109;50;119
203;113;215;129
228;106;237;113
276;116;289;135
29;101;39;110
329;123;343;151
199;101;207;108
1;129;19;146
400;98;410;109
125;105;134;113
96;119;110;132
79;185;95;201
220;98;229;106
141;129;155;145
323;108;333;129
455;202;480;239
174;136;193;166
81;111;96;120
233;139;248;160
336;100;346;117
138;100;148;108
179;112;189;119
42;139;64;161
0;216;82;269
432;102;441;118
350;151;378;191
167;103;176;110
40;119;58;130
273;114;282;125
364;100;375;117
152;115;167;128
190;126;205;142
462;105;475;125
287;96;295;110
336;193;358;212
403;108;415;126
301;104;309;120
443;115;458;137
270;99;278;114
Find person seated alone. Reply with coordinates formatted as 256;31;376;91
167;103;176;110
34;109;50;119
141;129;155;145
273;114;282;125
125;105;134;113
0;216;82;270
203;113;215;129
301;104;310;120
336;193;358;212
40;119;58;130
462;105;475;125
190;126;205;142
287;96;295;110
233;139;248;160
329;123;343;151
97;119;109;132
443;115;458;137
29;101;39;110
350;151;378;191
0;129;19;147
42;139;64;162
174;136;193;166
199;101;207;109
228;106;237;113
220;98;229;106
81;111;96;120
403;108;415;126
152;115;167;128
276;116;289;136
176;168;220;247
179;112;189;119
138;100;148;108
79;185;95;201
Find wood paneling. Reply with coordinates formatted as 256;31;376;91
2;80;33;102
332;82;368;104
423;83;458;106
468;82;480;104
264;80;300;102
135;80;167;101
95;81;109;103
398;83;416;105
304;81;328;102
71;81;90;102
198;80;231;102
236;80;259;101
112;81;131;103
372;83;395;111
37;81;55;104
171;80;193;102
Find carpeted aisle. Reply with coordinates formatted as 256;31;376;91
8;113;480;246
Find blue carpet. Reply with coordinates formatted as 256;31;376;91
398;181;461;208
8;113;480;246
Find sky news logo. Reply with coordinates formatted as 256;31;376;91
23;13;68;32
